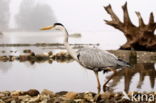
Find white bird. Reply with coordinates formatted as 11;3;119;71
40;23;130;94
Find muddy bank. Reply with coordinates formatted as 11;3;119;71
0;89;155;103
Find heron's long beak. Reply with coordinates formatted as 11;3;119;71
40;25;54;30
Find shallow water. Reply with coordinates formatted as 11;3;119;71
0;32;155;93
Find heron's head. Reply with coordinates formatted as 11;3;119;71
40;23;65;31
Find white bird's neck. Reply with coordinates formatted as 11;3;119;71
63;27;78;61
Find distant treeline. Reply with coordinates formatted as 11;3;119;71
0;0;56;31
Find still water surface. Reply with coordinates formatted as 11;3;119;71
0;32;155;92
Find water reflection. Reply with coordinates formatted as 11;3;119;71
0;62;12;73
107;63;156;93
0;50;155;92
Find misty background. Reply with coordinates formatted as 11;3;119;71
0;0;10;31
0;0;57;71
0;0;156;32
0;0;56;31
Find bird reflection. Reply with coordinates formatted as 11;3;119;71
0;51;156;92
106;63;156;93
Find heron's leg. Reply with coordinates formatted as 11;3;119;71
103;69;116;92
94;71;101;94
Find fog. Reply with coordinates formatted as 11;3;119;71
15;0;56;31
0;0;156;32
0;0;10;31
0;0;56;32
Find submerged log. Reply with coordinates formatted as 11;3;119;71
104;2;156;51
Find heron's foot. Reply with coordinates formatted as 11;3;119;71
103;85;110;92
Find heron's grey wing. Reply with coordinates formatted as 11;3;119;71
76;48;118;69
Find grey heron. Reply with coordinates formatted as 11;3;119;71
40;23;130;93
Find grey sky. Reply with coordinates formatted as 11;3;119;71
9;0;156;32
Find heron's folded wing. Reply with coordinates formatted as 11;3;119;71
77;48;118;68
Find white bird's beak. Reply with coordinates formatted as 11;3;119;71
40;25;54;30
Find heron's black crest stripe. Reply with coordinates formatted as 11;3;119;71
54;23;64;26
77;53;80;60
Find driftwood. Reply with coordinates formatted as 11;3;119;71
104;2;156;51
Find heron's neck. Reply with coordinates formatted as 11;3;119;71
63;28;78;61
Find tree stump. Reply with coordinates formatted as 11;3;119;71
104;2;156;51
